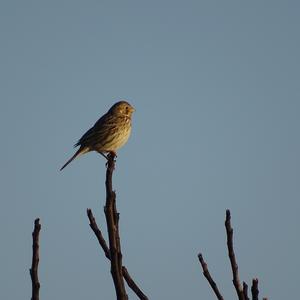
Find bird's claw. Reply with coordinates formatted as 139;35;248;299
105;152;117;167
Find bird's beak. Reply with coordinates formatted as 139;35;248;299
131;107;135;112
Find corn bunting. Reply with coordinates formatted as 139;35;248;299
60;101;134;170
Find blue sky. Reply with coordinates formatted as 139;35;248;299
1;1;299;299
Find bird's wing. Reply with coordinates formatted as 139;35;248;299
74;126;94;147
74;114;117;148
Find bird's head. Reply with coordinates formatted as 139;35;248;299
109;101;135;117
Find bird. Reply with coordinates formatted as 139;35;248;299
60;101;135;171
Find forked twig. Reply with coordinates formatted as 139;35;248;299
87;153;148;300
87;209;148;300
198;210;268;300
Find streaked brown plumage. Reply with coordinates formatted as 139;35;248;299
60;101;134;171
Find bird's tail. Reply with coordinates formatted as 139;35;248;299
60;147;89;171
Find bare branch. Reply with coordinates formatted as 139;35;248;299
87;208;149;300
87;208;110;259
225;209;245;300
29;218;41;300
197;253;224;300
199;210;268;300
104;152;128;300
251;278;259;300
122;267;149;300
243;282;249;300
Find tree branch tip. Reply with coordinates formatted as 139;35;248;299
34;218;41;225
225;209;231;219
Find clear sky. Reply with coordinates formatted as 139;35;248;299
1;1;299;299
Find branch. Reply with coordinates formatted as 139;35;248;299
87;209;110;259
87;209;149;300
225;209;245;300
122;266;149;300
104;153;128;300
243;282;249;300
197;253;224;300
198;210;268;300
251;278;259;300
29;218;41;300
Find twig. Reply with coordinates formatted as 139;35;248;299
122;266;149;300
243;282;249;300
198;211;268;300
225;209;244;300
87;209;149;300
251;278;259;300
87;209;110;259
29;218;41;300
104;153;128;300
197;253;224;300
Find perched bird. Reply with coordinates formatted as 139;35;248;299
60;101;135;171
